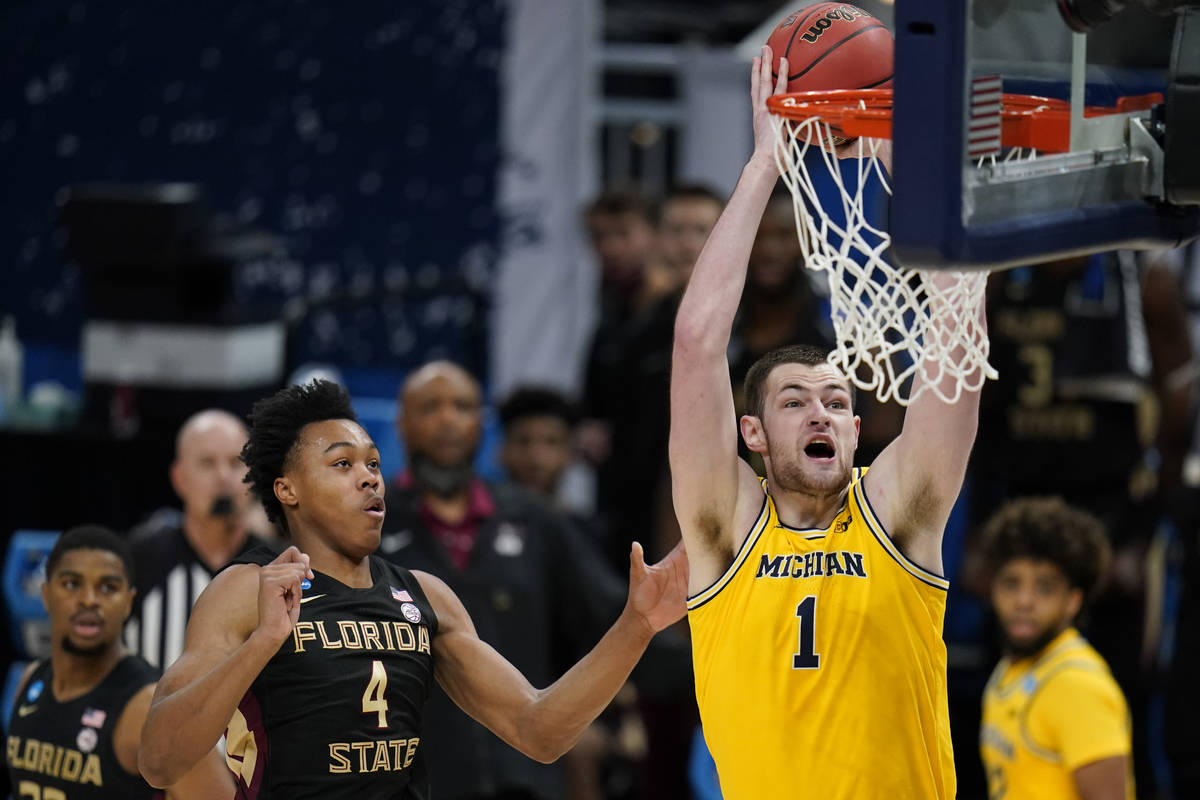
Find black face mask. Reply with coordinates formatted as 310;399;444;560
409;452;474;499
209;494;236;518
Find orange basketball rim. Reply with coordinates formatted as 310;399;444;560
767;88;1162;153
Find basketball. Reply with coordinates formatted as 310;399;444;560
766;4;893;94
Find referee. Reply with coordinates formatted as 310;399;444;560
125;409;275;668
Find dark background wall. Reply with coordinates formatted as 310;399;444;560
0;0;508;534
1;0;505;397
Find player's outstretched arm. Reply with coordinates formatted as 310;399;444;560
669;46;786;589
863;272;985;572
139;546;313;788
418;540;687;763
114;684;235;799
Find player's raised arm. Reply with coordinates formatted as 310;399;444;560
139;546;313;787
669;47;787;588
863;272;986;573
417;540;687;762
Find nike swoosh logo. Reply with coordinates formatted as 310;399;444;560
300;594;327;604
17;705;37;717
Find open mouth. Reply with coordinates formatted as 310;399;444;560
71;616;103;637
1007;621;1038;638
804;440;836;460
364;497;386;518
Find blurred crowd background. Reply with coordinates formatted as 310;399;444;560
2;0;1198;798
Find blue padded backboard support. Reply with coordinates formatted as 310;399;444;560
2;530;59;659
891;0;968;269
891;0;1200;270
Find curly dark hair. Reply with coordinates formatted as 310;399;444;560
981;496;1111;604
241;379;358;529
584;186;658;225
743;343;856;419
46;525;135;584
497;386;579;430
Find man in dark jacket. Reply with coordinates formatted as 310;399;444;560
380;361;627;800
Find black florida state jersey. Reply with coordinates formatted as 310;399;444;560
226;547;439;799
5;655;162;799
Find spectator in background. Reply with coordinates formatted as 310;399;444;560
497;387;580;507
583;188;665;327
497;385;645;800
577;188;664;512
583;184;727;800
1139;243;1200;797
381;361;627;800
964;252;1194;797
497;386;599;527
656;184;726;291
979;497;1134;800
584;185;726;570
5;525;233;799
125;409;275;669
728;186;834;400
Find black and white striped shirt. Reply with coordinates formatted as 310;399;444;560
124;510;273;669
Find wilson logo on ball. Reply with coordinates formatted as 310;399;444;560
766;3;893;98
800;6;867;43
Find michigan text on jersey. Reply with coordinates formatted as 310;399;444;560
755;550;867;580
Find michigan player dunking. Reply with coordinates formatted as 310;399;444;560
668;47;982;799
139;380;687;799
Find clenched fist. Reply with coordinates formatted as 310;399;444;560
256;546;314;646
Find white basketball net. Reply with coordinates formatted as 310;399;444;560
772;114;997;406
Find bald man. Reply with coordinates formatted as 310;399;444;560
125;409;275;668
380;361;627;800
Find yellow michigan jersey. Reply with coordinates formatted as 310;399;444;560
980;627;1133;800
687;468;954;799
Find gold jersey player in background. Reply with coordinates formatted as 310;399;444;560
980;497;1134;800
668;46;983;799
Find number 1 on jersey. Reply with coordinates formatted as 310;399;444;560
362;659;389;728
793;596;820;669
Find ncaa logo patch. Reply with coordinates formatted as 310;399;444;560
26;680;43;702
76;727;98;753
400;603;422;624
301;578;311;590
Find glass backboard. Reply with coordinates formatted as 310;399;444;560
889;0;1200;269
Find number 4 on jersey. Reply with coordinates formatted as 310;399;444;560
793;596;820;669
362;659;389;728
